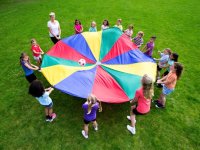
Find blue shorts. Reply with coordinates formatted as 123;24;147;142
43;102;53;108
162;85;174;95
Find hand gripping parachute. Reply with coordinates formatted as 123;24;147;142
41;28;156;103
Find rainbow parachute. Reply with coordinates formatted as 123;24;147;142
41;28;156;103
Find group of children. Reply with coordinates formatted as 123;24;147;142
19;14;184;139
73;18;158;58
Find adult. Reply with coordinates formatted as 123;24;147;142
47;12;61;44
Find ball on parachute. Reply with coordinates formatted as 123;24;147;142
78;58;86;66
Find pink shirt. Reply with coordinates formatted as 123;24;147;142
135;88;151;114
74;24;82;34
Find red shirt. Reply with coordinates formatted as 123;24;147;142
31;45;41;57
135;88;151;114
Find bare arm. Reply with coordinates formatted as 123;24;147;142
45;87;54;94
48;27;59;40
142;45;147;51
24;63;38;70
130;97;138;104
39;47;44;55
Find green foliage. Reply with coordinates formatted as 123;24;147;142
0;0;199;149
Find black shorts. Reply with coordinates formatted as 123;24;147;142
50;37;60;44
132;108;144;115
157;65;162;71
84;119;96;124
26;73;37;83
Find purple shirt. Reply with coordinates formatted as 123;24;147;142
144;42;154;57
82;102;99;121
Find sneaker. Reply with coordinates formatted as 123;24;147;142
46;118;51;122
152;100;159;104
127;116;131;120
81;130;88;139
49;113;57;122
46;116;51;122
93;125;98;131
155;103;165;108
127;125;136;135
127;116;136;123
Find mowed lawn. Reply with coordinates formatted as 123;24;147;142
0;0;199;149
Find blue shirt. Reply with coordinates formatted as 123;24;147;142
21;61;34;76
36;92;52;106
167;60;174;72
89;27;97;32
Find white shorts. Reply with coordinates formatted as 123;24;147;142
34;55;42;61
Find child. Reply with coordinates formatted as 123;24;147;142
101;19;109;30
89;21;97;32
82;94;102;139
127;74;154;135
114;19;123;31
29;80;56;122
143;36;157;57
74;19;83;34
154;48;172;80
162;53;179;76
20;52;39;83
124;24;134;40
31;39;44;66
133;31;144;48
155;62;183;108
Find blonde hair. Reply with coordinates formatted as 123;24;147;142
128;24;134;29
31;38;36;44
142;74;154;99
87;94;102;114
91;21;96;25
117;19;122;23
138;31;144;36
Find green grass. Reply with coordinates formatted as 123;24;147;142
0;0;200;149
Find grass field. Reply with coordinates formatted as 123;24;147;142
0;0;200;149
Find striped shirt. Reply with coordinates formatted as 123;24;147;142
133;37;143;48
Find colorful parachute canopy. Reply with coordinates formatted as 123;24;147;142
41;28;156;103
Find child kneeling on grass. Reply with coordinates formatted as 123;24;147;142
127;74;154;135
82;94;102;139
155;62;183;108
29;80;56;122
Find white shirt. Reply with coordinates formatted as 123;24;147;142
36;92;52;106
47;20;60;37
101;25;109;30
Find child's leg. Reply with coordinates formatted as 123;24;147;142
130;110;136;127
45;108;49;116
130;105;136;112
158;93;166;106
84;124;89;135
48;108;53;116
92;121;98;129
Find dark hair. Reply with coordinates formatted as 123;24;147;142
75;19;81;25
172;53;179;62
29;80;45;97
151;36;156;39
174;62;183;80
103;19;109;26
